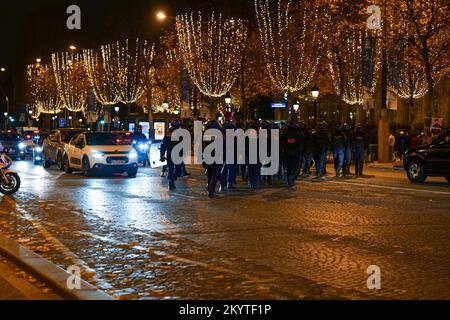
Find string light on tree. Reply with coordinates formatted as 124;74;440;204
101;39;152;104
327;30;381;105
83;49;120;105
52;52;89;114
26;63;63;119
176;11;248;98
398;62;428;100
255;0;322;94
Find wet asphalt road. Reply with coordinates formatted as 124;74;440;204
1;159;450;300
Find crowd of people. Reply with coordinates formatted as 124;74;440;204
160;118;370;198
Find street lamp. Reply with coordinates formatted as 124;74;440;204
36;58;41;64
293;101;300;113
156;11;167;21
0;68;5;72
114;106;120;113
3;112;7;130
69;45;77;51
311;83;320;128
163;99;169;111
225;93;232;105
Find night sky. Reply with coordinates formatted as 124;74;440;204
0;0;254;105
0;0;254;65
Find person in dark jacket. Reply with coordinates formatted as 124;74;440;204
312;122;331;179
220;120;238;190
283;121;301;187
353;124;369;177
300;123;313;177
203;120;223;198
343;123;353;176
246;119;260;190
160;120;182;190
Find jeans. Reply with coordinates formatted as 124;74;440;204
207;164;223;194
333;148;345;176
302;152;312;175
220;164;237;188
314;151;327;177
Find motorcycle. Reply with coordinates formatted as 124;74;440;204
0;149;21;195
132;140;151;167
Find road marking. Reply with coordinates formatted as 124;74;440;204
328;180;450;196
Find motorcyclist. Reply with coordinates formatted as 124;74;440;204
0;148;13;169
131;125;150;166
160;120;182;190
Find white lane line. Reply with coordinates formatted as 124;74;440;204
327;180;450;196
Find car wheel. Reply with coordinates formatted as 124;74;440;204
127;168;138;178
82;156;92;177
64;156;73;174
43;154;51;168
406;160;427;183
57;153;65;171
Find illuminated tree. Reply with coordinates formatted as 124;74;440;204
255;0;322;95
396;0;449;117
26;63;63;119
176;11;248;99
83;49;120;105
52;52;89;114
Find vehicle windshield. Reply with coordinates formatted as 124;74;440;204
61;130;84;143
0;134;22;142
85;133;118;146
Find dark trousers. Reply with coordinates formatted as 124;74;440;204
221;164;237;187
344;146;352;175
314;151;327;177
286;155;300;187
333;148;345;176
207;164;223;194
302;152;312;175
354;149;365;176
248;164;260;189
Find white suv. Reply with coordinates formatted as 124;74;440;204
64;132;139;177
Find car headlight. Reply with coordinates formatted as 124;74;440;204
129;150;138;160
92;152;104;160
19;142;26;150
35;146;43;153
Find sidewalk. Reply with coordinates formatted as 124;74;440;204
368;162;404;171
0;218;114;300
0;254;61;300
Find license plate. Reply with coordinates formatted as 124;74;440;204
111;160;126;164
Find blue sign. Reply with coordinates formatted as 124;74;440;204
271;103;286;109
58;118;65;128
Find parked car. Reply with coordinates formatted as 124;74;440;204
42;128;86;170
0;133;26;160
64;132;138;177
403;129;450;183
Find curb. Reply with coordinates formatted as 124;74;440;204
0;233;114;300
368;165;404;171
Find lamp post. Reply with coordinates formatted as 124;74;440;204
311;83;320;128
3;112;7;130
293;101;300;122
0;68;9;130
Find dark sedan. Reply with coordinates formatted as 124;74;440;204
0;133;26;160
403;129;450;183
